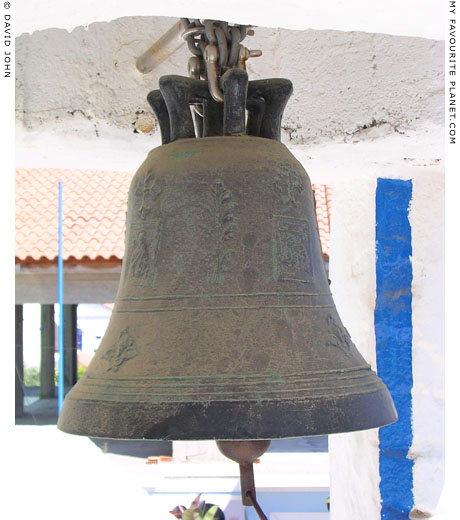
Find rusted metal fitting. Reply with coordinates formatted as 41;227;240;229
238;45;263;70
204;44;224;103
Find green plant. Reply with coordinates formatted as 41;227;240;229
23;366;40;386
77;365;87;379
179;495;222;520
182;506;218;520
54;364;87;385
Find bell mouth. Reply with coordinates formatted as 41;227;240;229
57;383;397;440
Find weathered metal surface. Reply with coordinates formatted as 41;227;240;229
222;68;248;135
146;89;170;144
147;74;292;141
246;79;293;141
57;134;397;440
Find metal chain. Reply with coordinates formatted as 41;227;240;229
180;18;262;103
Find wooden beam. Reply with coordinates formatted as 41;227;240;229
15;265;121;304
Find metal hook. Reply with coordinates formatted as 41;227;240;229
204;44;224;103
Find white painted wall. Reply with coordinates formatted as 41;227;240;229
14;7;445;520
410;170;445;514
293;130;444;519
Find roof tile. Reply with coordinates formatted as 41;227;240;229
16;169;331;263
15;168;132;263
312;183;332;259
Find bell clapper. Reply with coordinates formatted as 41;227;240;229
215;440;270;520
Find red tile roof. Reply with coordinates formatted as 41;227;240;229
16;169;331;264
312;183;332;260
15;168;132;264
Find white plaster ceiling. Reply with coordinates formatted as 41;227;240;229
16;0;443;40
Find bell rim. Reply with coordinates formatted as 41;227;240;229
57;385;397;441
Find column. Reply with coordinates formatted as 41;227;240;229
40;304;55;398
15;305;24;417
63;304;78;389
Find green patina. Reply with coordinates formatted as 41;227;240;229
255;394;264;404
267;371;284;384
168;151;198;160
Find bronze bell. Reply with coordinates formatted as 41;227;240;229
57;69;397;442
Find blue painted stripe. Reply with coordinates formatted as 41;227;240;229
58;181;64;414
375;178;414;519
